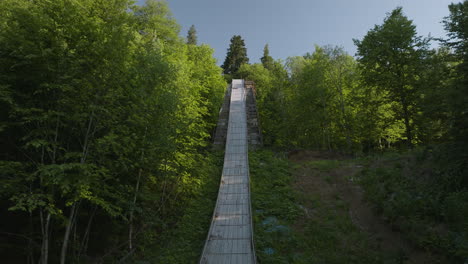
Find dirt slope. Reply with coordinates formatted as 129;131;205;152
289;150;447;264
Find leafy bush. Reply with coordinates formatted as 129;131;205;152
358;146;468;262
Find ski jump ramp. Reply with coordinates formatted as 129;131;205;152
200;79;256;263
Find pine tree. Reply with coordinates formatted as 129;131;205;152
222;35;249;76
187;24;197;45
260;44;274;71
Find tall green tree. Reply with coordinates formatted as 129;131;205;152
260;44;274;71
0;0;225;262
325;46;358;152
287;46;347;149
187;24;197;45
187;44;226;135
443;0;468;142
354;7;429;147
221;35;249;77
414;48;452;143
238;57;289;146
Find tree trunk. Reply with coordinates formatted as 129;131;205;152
27;212;34;264
60;112;93;263
40;210;51;264
129;127;147;250
78;205;97;260
401;98;413;148
60;203;77;264
81;112;94;164
52;117;60;163
129;169;142;250
337;76;352;152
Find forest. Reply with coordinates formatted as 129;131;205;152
233;4;468;263
0;0;225;263
0;0;467;263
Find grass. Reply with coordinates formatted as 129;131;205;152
249;150;386;264
305;159;341;171
128;145;466;263
249;150;301;263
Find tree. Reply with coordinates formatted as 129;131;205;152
0;0;225;262
413;48;452;143
221;35;249;77
324;46;358;152
238;59;290;146
443;1;468;63
187;24;197;45
443;1;468;142
187;44;226;133
260;44;274;71
354;7;429;147
134;0;181;49
287;46;341;149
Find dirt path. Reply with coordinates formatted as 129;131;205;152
289;150;445;264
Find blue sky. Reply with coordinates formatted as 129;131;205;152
137;0;457;64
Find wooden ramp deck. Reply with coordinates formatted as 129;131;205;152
200;79;256;264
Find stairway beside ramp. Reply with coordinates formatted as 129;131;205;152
213;84;231;148
200;79;256;263
244;81;262;148
213;81;262;149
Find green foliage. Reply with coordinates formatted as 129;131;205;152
247;6;459;153
221;35;249;77
187;24;197;45
0;0;225;262
250;151;387;263
238;60;289;146
354;7;430;147
241;45;378;151
305;159;341;172
0;0;467;262
132;151;224;264
288;46;359;150
249;150;301;263
187;44;227;130
442;1;468;143
246;4;467;263
295;200;383;264
261;44;275;71
358;147;468;261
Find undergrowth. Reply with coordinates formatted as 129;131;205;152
250;150;383;263
357;144;468;263
131;151;224;264
250;150;301;263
